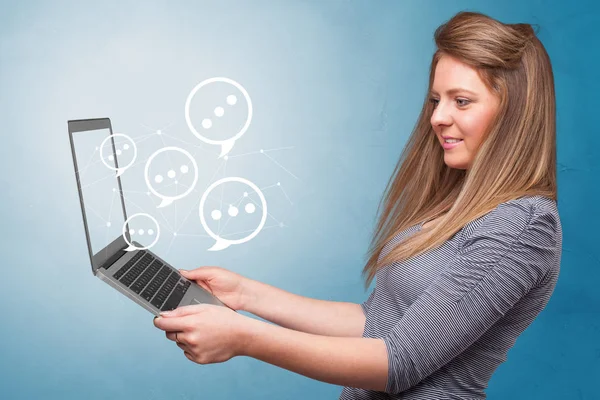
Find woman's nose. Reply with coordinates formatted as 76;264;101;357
431;102;452;127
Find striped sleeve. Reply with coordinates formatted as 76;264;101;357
381;203;558;394
361;289;376;316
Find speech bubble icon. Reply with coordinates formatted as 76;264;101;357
100;133;137;177
199;177;267;251
144;146;198;208
185;77;253;158
122;213;160;251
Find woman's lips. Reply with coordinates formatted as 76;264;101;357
442;139;463;150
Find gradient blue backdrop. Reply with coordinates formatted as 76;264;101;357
1;0;598;399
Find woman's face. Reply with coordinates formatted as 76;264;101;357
429;55;500;170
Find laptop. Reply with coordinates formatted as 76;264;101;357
68;117;227;316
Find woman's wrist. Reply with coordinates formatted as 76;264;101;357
239;277;262;312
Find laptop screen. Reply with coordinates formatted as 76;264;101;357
71;127;129;264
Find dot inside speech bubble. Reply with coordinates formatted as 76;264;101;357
199;177;267;251
123;213;161;251
144;146;198;208
100;134;137;177
185;77;253;158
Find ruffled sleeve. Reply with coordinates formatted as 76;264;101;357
381;202;559;394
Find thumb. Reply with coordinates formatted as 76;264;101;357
179;267;214;279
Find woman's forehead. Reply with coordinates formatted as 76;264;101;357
432;56;487;95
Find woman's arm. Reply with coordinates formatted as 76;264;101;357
239;206;558;395
242;279;368;337
242;317;389;391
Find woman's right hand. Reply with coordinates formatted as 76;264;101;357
179;266;253;311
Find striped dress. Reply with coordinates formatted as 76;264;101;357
339;195;562;400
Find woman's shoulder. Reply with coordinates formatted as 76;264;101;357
497;195;559;231
460;195;561;247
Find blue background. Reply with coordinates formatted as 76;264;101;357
1;0;598;399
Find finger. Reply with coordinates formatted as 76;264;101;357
165;331;178;342
179;266;220;279
153;314;193;331
190;279;212;294
179;268;221;293
160;303;208;318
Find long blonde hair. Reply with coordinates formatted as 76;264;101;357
362;11;557;288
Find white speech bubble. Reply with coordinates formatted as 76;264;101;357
100;133;137;177
185;77;253;158
199;177;267;251
144;146;198;208
123;213;160;251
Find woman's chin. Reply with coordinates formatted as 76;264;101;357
443;155;469;170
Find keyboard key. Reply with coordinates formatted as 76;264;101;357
113;251;145;280
119;253;154;287
142;265;170;302
151;271;178;309
130;260;161;294
161;284;189;311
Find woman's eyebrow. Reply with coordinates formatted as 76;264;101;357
429;88;478;96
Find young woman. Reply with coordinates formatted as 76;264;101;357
154;11;561;400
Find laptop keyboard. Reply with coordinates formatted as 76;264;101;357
112;251;191;311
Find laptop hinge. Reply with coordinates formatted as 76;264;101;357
98;247;128;271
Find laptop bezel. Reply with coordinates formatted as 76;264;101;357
68;117;131;274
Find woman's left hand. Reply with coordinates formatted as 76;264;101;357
153;303;253;364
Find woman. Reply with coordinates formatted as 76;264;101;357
154;10;561;399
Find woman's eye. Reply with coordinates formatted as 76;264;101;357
429;98;470;108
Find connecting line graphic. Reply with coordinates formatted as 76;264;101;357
139;121;216;233
216;190;251;235
220;224;280;238
78;147;99;180
165;232;177;257
170;179;292;240
105;189;116;259
79;154;151;190
158;129;180;223
259;182;294;206
138;122;217;239
143;192;175;233
83;200;109;225
174;179;290;239
173;224;280;239
173;157;227;233
80;133;149;182
132;131;160;146
140;121;176;135
126;121;298;251
167;136;218;233
161;131;213;156
245;195;284;227
218;158;228;233
140;121;213;156
228;146;299;181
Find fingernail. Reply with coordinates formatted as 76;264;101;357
160;311;171;316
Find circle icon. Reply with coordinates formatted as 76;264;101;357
199;177;267;251
100;133;137;177
185;77;253;158
123;213;160;251
144;146;199;208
